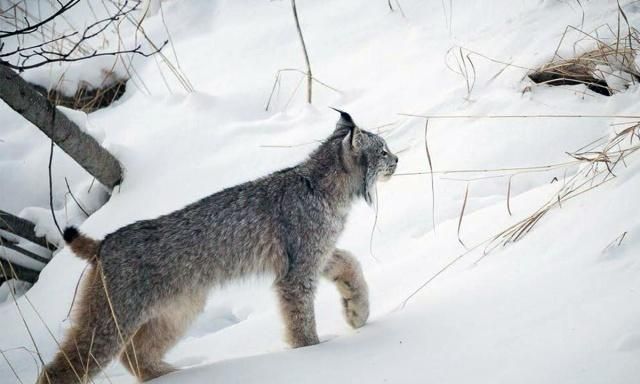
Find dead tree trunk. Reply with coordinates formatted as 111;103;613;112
0;64;123;189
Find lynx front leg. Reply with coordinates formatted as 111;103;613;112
275;276;320;348
322;249;369;328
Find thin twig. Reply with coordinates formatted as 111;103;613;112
0;0;80;38
400;113;640;119
424;119;436;232
368;185;381;263
399;244;483;309
0;349;24;384
265;68;340;111
457;183;469;249
393;0;406;18
0;262;65;382
65;262;90;320
64;177;89;217
48;123;62;237
290;0;313;104
393;160;578;177
506;175;514;216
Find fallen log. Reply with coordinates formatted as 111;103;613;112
0;209;54;250
0;258;40;284
0;236;51;264
0;64;123;189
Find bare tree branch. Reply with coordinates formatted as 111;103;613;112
0;0;168;72
0;0;80;38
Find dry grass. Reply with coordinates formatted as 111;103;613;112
264;68;341;111
455;182;470;249
481;120;640;258
424;120;436;232
529;8;640;96
0;262;50;383
0;255;131;383
445;47;477;99
30;71;128;112
398;116;640;308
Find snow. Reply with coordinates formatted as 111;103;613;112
1;0;640;383
0;280;31;303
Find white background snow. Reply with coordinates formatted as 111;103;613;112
1;0;640;383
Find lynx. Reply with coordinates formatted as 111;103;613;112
37;110;398;383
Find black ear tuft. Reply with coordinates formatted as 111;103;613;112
330;107;356;128
63;226;79;243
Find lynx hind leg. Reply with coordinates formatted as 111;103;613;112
322;249;369;329
37;268;138;384
121;292;206;382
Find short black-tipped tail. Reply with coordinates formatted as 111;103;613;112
63;226;100;262
63;226;80;244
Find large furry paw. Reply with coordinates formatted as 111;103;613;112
342;294;369;329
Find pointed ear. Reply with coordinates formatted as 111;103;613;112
332;107;362;149
330;107;356;130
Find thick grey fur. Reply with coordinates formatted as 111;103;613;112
37;110;398;383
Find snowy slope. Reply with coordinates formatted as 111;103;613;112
1;0;640;383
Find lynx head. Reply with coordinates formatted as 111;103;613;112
331;108;398;205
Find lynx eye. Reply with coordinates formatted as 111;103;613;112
380;149;388;157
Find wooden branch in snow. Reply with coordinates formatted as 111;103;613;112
0;210;54;249
0;65;123;189
290;0;313;104
0;258;40;284
0;236;50;265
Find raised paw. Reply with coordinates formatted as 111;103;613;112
342;294;369;329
